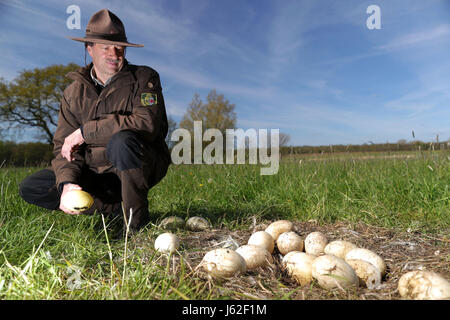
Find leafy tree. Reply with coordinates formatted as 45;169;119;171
180;89;237;133
0;63;80;144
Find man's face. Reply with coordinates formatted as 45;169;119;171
87;43;125;79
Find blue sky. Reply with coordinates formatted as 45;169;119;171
1;0;449;146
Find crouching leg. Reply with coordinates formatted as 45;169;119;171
106;130;169;232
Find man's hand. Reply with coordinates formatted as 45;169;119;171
60;183;83;215
61;128;85;162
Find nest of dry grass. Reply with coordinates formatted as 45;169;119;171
135;220;449;300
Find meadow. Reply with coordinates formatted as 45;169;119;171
0;150;448;300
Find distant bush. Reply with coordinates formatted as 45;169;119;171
281;141;449;155
0;141;53;167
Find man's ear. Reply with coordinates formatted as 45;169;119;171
86;44;94;58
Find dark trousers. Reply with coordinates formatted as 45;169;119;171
19;130;169;230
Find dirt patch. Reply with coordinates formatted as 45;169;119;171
135;220;449;300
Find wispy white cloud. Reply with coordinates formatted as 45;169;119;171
152;62;274;99
164;99;187;118
377;24;450;51
2;0;64;25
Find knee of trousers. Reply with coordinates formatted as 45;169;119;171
106;130;145;171
19;169;59;210
19;175;34;203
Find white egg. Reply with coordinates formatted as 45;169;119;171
201;248;247;278
398;270;450;300
276;231;304;255
154;232;180;253
345;248;386;277
186;216;211;231
159;216;185;230
311;254;359;290
282;251;316;286
324;240;357;259
346;259;382;289
248;231;275;253
235;245;273;270
264;220;293;241
304;232;328;256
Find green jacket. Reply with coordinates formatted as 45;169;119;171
51;60;170;190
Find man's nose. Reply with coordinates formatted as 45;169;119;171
107;46;123;57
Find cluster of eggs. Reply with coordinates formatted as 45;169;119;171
151;217;449;300
199;220;449;300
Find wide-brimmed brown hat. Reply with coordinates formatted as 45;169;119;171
69;9;144;47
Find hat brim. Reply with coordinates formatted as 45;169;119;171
69;36;144;47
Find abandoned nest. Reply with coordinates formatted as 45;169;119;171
133;220;449;300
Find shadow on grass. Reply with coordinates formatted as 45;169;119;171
149;203;291;229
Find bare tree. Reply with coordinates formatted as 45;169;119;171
279;133;291;147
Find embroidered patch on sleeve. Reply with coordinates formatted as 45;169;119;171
141;93;157;106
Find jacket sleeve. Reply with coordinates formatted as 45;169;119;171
51;94;85;190
81;68;168;145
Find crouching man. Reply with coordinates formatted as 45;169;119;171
19;9;171;236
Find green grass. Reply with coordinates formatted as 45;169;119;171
153;150;449;233
0;150;448;299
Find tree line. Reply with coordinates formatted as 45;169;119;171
0;140;53;167
280;140;449;156
1;139;447;167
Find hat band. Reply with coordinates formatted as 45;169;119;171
85;31;128;43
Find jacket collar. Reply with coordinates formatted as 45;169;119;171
90;66;109;88
67;59;133;89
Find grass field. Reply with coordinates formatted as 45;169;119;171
0;150;448;300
